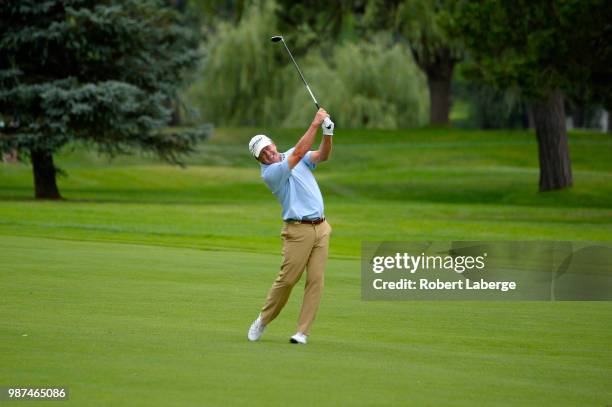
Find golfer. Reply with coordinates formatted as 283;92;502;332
247;108;334;344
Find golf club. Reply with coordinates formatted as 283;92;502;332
271;35;320;110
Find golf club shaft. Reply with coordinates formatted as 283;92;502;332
280;39;320;110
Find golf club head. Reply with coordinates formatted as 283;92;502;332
270;35;284;43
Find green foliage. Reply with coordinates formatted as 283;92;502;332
0;0;208;163
186;2;427;129
456;0;612;101
364;0;464;69
363;0;463;125
275;0;364;54
190;0;248;24
282;35;428;129
453;66;527;129
186;1;282;126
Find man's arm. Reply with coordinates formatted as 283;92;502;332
309;134;332;164
287;108;328;169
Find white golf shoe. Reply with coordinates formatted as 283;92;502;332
247;314;266;341
290;332;308;344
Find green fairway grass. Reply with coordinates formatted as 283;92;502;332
1;128;611;406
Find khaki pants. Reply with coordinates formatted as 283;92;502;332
260;220;332;335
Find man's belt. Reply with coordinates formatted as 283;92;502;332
284;218;325;225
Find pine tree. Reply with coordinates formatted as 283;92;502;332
0;0;208;199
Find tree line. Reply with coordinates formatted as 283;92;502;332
1;0;610;198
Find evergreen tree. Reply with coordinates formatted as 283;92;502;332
0;0;207;199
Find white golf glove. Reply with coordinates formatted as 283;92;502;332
322;116;334;136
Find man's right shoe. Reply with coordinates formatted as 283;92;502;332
247;314;266;341
290;332;308;344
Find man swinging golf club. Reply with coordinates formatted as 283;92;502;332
247;108;334;344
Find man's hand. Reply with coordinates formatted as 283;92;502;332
312;108;328;127
322;117;334;136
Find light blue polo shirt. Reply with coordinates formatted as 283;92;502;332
260;148;324;221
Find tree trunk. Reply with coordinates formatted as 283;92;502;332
414;46;456;126
428;75;453;125
31;149;62;200
532;90;573;191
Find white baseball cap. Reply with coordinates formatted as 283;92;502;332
248;134;273;159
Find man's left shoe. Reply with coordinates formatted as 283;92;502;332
247;314;266;341
290;332;308;344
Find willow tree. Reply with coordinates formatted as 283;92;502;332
0;0;207;199
365;0;463;125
